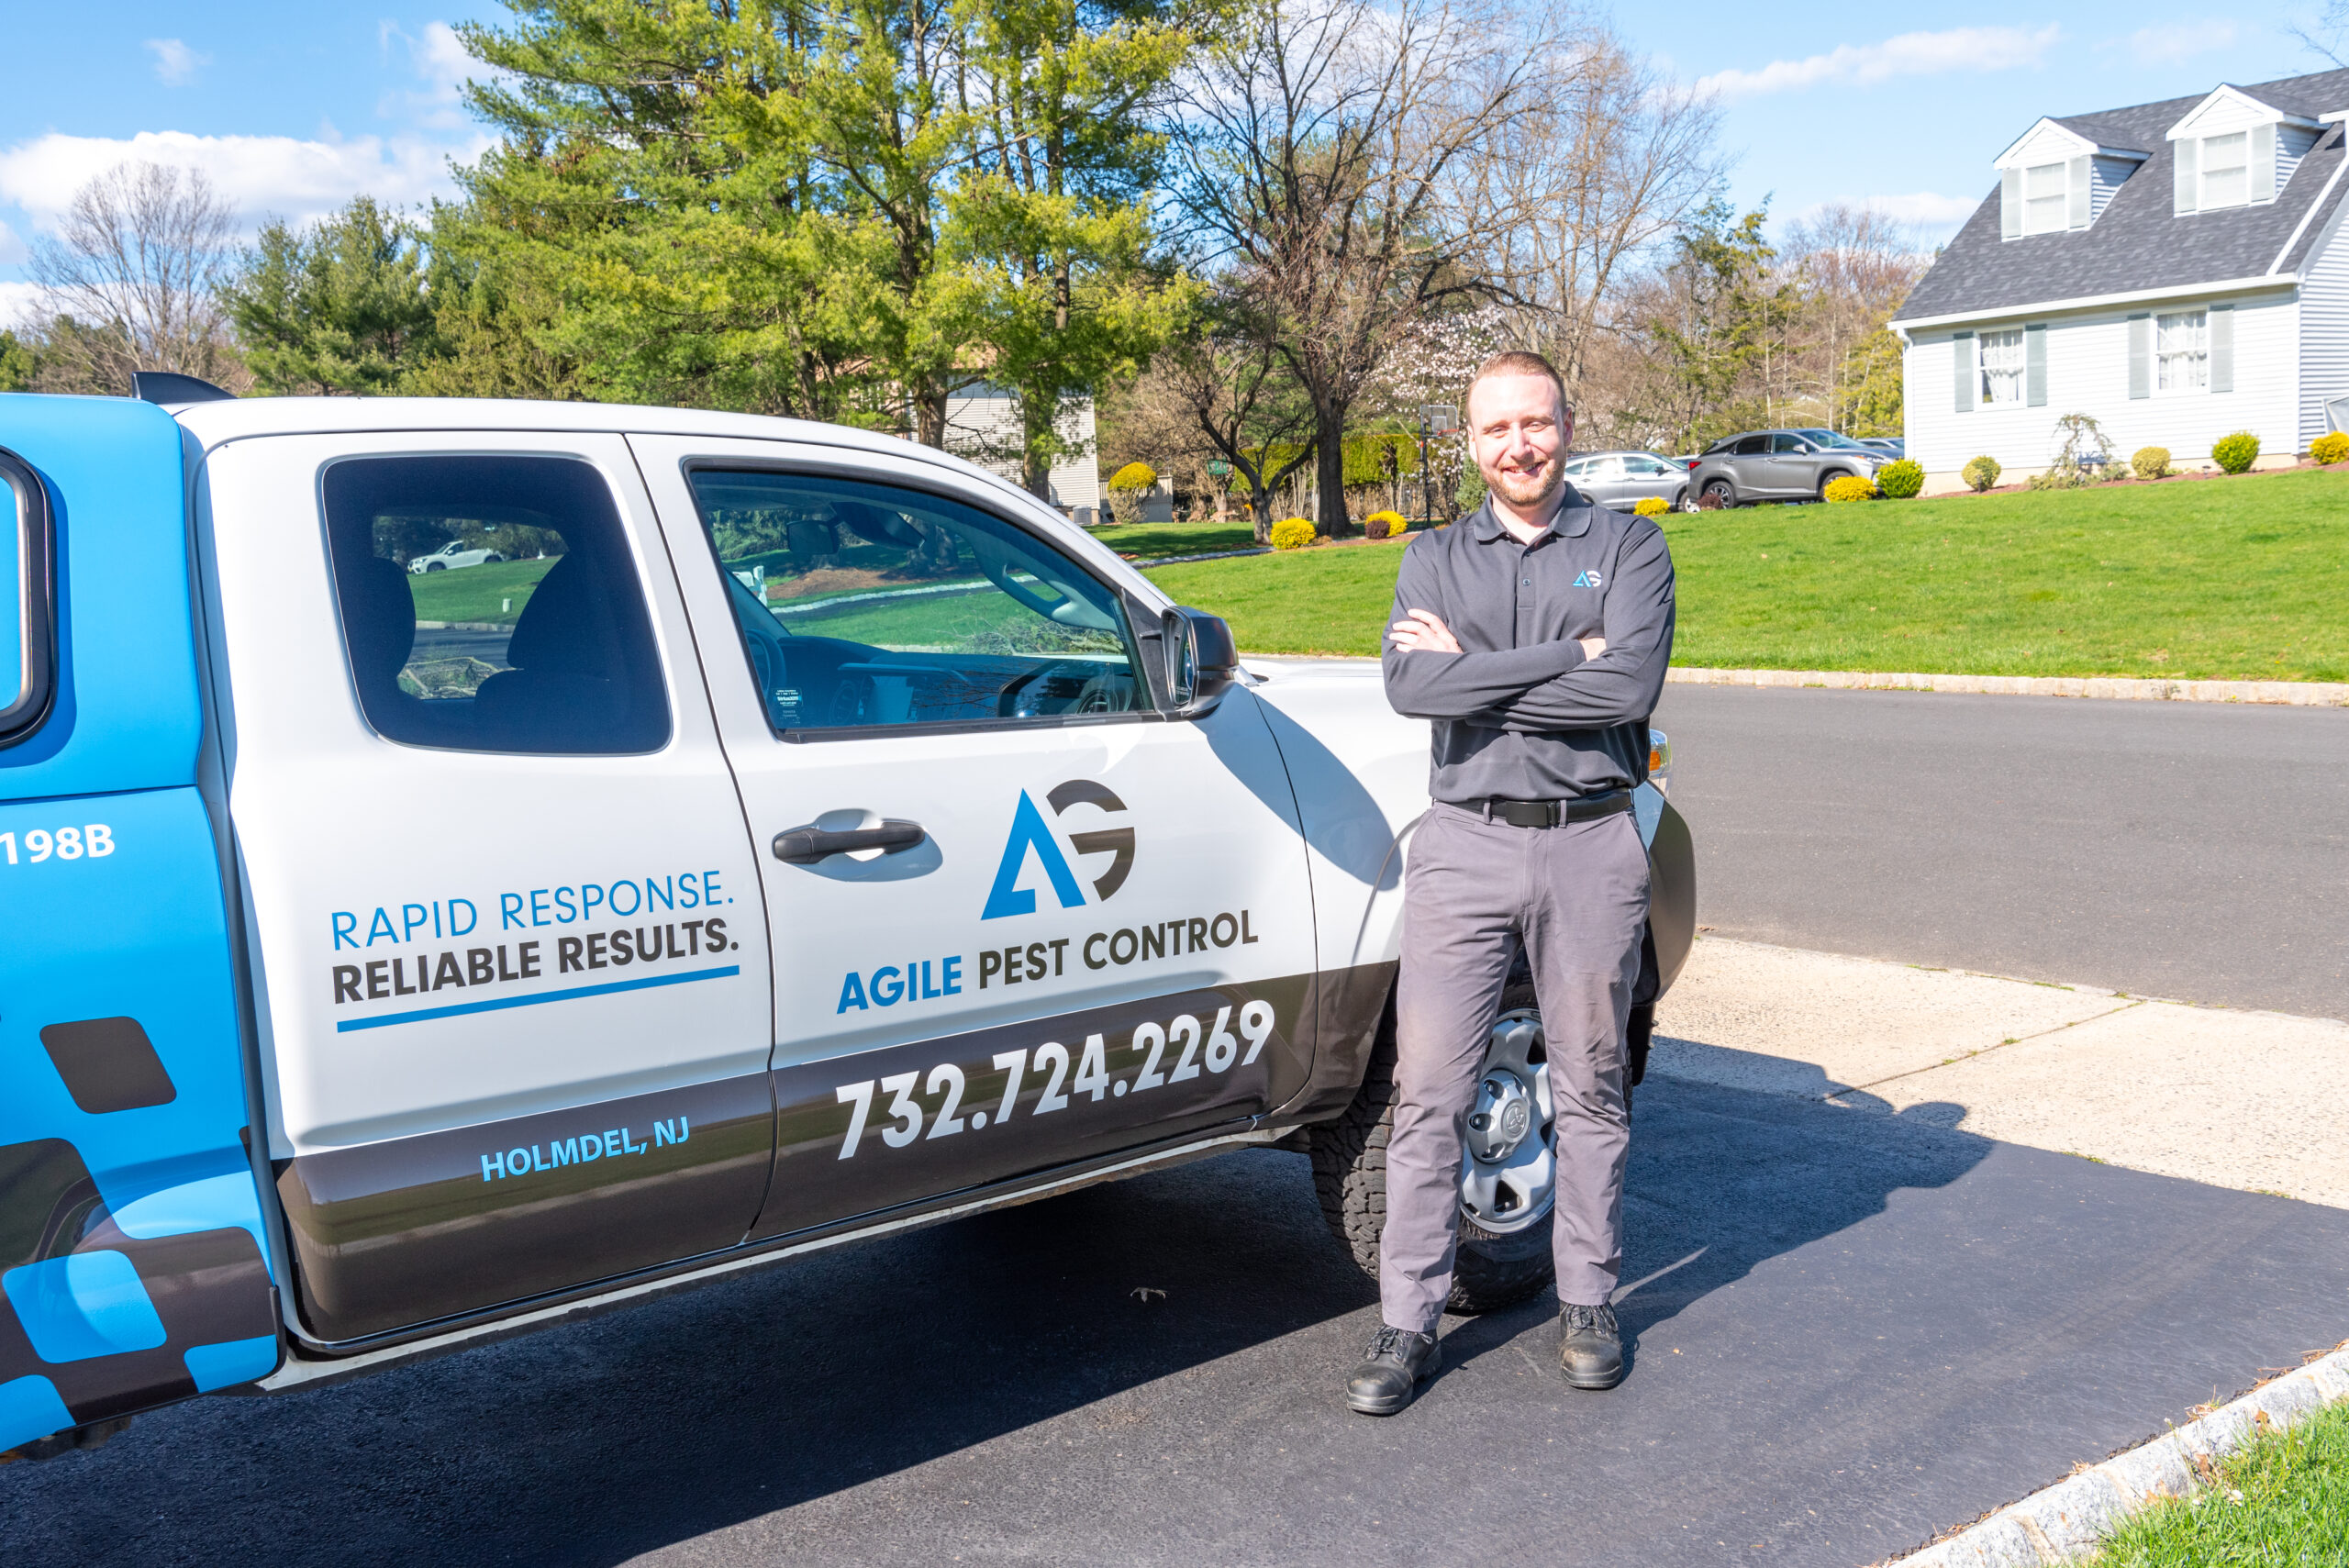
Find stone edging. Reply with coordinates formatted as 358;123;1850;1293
1666;667;2349;707
1881;1346;2349;1565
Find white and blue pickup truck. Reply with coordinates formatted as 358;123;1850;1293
0;385;1693;1460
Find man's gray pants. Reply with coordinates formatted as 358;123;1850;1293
1380;801;1651;1334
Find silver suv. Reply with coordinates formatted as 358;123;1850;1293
1690;428;1886;506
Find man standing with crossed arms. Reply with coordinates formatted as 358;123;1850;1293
1347;350;1675;1416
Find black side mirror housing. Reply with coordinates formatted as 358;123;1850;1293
1163;606;1238;717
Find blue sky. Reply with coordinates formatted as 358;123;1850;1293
0;0;2332;323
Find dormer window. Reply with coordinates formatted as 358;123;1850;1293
1995;118;2147;239
2167;86;2321;214
2199;132;2250;208
2022;163;2069;234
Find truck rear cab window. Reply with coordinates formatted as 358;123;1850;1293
0;449;56;746
322;455;670;755
685;470;1142;736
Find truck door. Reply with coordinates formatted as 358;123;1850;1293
201;434;774;1347
1;400;280;1458
629;437;1319;1240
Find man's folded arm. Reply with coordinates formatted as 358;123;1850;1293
1380;545;1587;719
1473;524;1675;732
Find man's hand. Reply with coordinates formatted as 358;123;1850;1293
1578;637;1607;659
1388;608;1463;653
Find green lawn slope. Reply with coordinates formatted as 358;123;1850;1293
1143;469;2349;683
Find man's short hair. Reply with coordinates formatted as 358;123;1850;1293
1465;350;1570;421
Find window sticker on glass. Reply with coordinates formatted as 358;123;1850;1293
686;471;1144;735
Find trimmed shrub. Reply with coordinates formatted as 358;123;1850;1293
1875;459;1924;499
2311;430;2349;465
1107;462;1158;494
2025;466;2090;492
1362;509;1407;539
2132;446;2171;480
2211;431;2261;474
1822;474;1876;503
1631;496;1670;517
1269;517;1317;550
1694;489;1725;511
1963;455;2002;492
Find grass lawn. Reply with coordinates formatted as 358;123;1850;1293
406;558;557;625
1143;468;2349;682
1088;517;1261;561
2095;1395;2349;1565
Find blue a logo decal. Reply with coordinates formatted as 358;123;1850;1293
1572;570;1603;588
982;782;1134;919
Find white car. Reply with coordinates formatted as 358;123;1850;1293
407;540;507;573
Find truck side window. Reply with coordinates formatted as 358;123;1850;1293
685;470;1143;736
322;455;670;755
0;450;55;746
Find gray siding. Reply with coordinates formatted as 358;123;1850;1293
2090;155;2139;222
2301;211;2349;448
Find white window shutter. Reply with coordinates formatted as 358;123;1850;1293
2210;305;2234;393
2128;314;2151;398
2026;325;2048;406
2175;138;2199;214
1954;332;1976;413
2068;156;2091;228
2001;169;2022;239
2251;124;2277;203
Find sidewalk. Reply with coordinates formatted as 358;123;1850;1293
1651;938;2349;1207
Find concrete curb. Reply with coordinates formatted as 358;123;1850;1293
1666;667;2349;707
1882;1346;2349;1565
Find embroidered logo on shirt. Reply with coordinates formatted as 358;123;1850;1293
1572;570;1604;588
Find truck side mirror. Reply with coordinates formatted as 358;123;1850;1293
1163;606;1238;717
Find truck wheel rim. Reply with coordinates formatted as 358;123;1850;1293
1459;1008;1555;1236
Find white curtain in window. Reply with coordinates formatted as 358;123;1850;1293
2156;310;2208;393
1979;329;2025;405
2023;162;2067;234
2201;132;2249;209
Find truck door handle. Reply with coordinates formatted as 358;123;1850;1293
773;820;927;864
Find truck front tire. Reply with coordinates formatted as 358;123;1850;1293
1308;986;1557;1316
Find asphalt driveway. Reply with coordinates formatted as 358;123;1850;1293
1651;684;2349;1018
8;1071;2347;1568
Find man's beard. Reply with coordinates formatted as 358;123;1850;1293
1486;457;1563;508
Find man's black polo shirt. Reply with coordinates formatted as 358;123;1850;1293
1380;488;1675;806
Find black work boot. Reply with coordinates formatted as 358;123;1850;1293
1345;1325;1442;1416
1559;1302;1624;1390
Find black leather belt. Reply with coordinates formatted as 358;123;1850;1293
1472;793;1630;828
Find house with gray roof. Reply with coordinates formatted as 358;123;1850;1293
1891;68;2349;492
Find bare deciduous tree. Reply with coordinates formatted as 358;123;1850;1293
1778;203;1929;436
28;161;244;395
1454;28;1723;404
1124;306;1321;541
1174;0;1544;533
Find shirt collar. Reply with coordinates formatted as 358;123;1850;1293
1469;484;1595;544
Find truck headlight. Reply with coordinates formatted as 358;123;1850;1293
1647;728;1672;794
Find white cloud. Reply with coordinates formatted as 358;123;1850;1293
0;281;45;329
379;20;486;129
145;39;209;87
0;218;25;266
1697;26;2064;100
0;129;489;237
2122;21;2237;63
